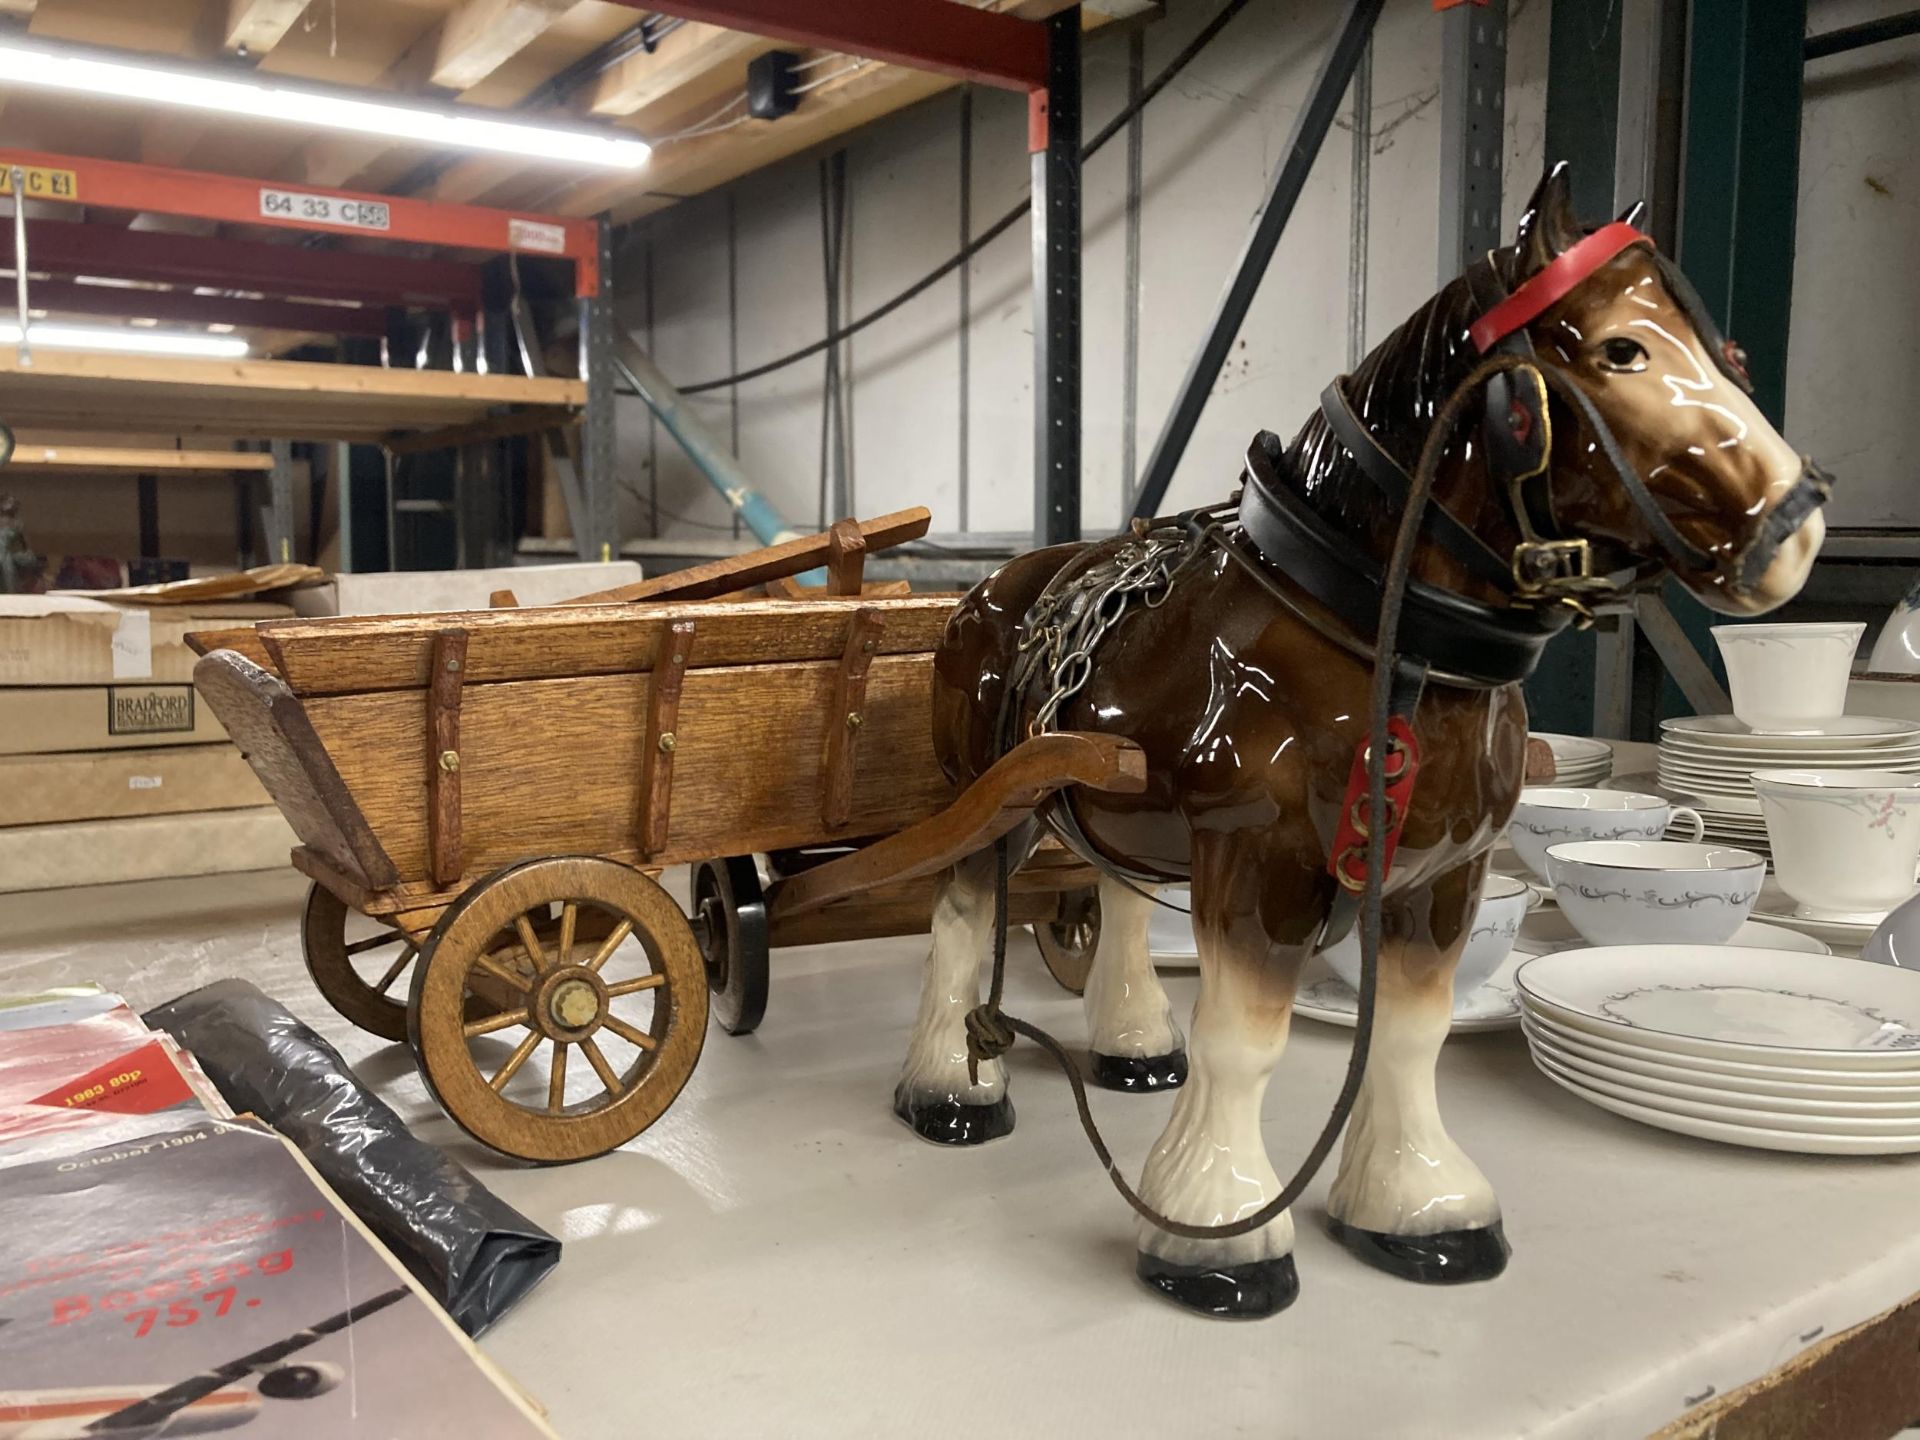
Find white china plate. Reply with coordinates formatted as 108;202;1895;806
1750;880;1893;946
1536;1052;1920;1159
1523;1008;1920;1095
1659;733;1920;761
1518;910;1826;956
1661;714;1920;747
1530;1061;1920;1153
1523;1021;1920;1117
1522;1002;1920;1087
1515;946;1920;1066
1613;771;1763;816
1293;952;1520;1034
1537;732;1612;766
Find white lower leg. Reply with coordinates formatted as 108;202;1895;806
897;858;1006;1107
1327;974;1499;1235
1083;877;1182;1059
1135;963;1294;1268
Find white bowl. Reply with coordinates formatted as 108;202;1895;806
1711;622;1864;734
1752;768;1920;919
1545;840;1765;945
1507;787;1703;881
1320;872;1532;997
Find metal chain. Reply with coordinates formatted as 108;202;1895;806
1022;537;1186;737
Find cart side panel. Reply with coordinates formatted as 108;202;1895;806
192;650;400;890
302;653;951;885
256;596;957;695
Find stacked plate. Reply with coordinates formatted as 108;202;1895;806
1517;945;1920;1154
1534;732;1612;786
1637;714;1920;857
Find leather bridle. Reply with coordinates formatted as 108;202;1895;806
1317;220;1829;617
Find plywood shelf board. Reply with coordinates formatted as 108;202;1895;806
0;349;583;443
6;444;278;473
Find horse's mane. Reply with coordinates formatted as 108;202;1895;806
1281;242;1525;537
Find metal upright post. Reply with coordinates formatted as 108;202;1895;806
1131;0;1384;521
1031;10;1081;547
578;215;619;562
266;438;295;565
1437;0;1506;283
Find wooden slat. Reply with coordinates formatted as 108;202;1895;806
635;619;694;858
825;518;867;596
426;630;468;887
0;349;583;443
5;444;275;472
211;595;957;696
821;608;883;830
431;0;576;90
565;508;932;605
193;650;400;891
225;0;314;53
302;654;953;885
772;733;1148;921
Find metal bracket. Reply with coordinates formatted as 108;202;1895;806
822;608;885;830
638;619;696;858
427;630;468;888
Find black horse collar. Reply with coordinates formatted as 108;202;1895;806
1236;432;1571;688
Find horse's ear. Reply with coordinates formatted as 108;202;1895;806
1617;199;1647;228
1515;162;1580;272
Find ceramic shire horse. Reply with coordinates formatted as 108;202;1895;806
899;165;1832;1319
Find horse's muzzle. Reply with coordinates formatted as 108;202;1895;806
1734;458;1834;595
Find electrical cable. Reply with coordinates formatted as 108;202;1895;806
642;0;1258;398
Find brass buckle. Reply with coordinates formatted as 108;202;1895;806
1511;538;1593;596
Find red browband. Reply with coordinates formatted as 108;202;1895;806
1468;220;1650;353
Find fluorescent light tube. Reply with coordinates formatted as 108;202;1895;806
0;38;650;169
0;322;250;358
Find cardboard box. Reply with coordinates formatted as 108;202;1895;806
0;806;296;893
0;685;230;755
1;743;266;827
0;596;292;686
289;561;642;617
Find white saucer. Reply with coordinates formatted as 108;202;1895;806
1661;714;1920;747
1293;951;1521;1034
1518;910;1828;956
1750;880;1891;947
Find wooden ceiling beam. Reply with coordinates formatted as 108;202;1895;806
431;0;578;92
225;0;315;55
588;20;771;117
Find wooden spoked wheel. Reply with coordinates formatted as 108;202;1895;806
408;856;708;1164
302;883;423;1042
693;855;770;1037
1035;885;1101;995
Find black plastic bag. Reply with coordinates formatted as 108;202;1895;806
144;978;560;1337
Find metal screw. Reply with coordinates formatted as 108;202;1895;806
658;732;677;753
846;712;863;730
438;749;460;772
445;657;461;673
673;653;685;665
863;639;876;653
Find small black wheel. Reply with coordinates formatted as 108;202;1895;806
1035;886;1101;995
694;856;770;1036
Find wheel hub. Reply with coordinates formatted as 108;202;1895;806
533;966;608;1041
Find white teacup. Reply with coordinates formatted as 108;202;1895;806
1546;840;1765;945
1321;872;1533;996
1508;788;1703;881
1711;621;1865;734
1752;768;1920;919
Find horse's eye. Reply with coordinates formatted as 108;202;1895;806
1597;337;1648;372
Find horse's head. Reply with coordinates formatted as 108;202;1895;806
1493;164;1829;615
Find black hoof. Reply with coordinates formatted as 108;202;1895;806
1327;1216;1510;1285
1090;1049;1188;1093
1135;1251;1299;1319
892;1087;1015;1147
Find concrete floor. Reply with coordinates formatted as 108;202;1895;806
6;868;1920;1438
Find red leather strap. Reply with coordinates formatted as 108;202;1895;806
1468;221;1649;353
1328;717;1421;894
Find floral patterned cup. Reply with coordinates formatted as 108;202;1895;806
1711;622;1864;734
1508;788;1704;881
1546;840;1765;945
1752;769;1920;919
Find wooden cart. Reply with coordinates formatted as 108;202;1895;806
187;516;1141;1163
